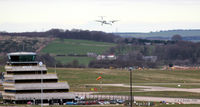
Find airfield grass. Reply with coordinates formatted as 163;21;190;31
134;83;200;89
47;68;200;98
70;85;142;92
48;68;200;85
95;91;200;99
154;104;200;107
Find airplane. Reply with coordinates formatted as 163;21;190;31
95;16;119;26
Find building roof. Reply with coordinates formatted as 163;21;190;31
3;92;75;100
5;65;47;71
4;74;58;80
4;82;70;90
7;52;36;56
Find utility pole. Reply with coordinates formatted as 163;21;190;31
129;67;133;107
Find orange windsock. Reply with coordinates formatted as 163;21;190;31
96;76;102;80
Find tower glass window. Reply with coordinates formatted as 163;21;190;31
10;55;36;62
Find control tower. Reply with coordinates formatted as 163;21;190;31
2;52;75;104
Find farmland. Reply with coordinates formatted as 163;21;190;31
41;39;116;66
41;39;116;55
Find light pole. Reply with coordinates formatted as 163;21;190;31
129;67;133;107
39;62;43;107
41;69;43;107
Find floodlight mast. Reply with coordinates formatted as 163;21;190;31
129;67;133;107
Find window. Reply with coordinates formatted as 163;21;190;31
10;55;36;62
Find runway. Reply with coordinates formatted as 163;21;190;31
80;83;200;104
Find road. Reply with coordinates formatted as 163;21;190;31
74;92;200;104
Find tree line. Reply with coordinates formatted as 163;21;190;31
0;29;173;45
90;40;200;68
1;29;198;68
0;29;119;43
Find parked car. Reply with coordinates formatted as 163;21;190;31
89;101;98;105
98;101;104;105
116;99;125;104
103;101;110;104
75;96;85;101
66;101;77;105
110;100;117;104
77;101;85;105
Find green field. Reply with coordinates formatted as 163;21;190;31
41;39;116;55
47;68;200;92
41;39;116;66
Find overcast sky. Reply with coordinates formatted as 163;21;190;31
0;0;200;32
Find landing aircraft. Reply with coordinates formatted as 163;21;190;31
95;16;119;26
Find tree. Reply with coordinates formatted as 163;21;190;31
171;34;182;41
72;60;79;68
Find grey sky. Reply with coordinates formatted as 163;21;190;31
0;0;200;32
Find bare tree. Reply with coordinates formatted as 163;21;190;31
171;34;182;41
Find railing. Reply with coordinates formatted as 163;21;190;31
5;65;47;71
75;92;130;101
3;83;14;86
4;75;13;78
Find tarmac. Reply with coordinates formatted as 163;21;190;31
82;84;200;104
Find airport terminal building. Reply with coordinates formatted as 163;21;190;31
2;52;75;104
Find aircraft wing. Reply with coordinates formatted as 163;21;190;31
95;20;103;22
105;22;112;25
110;20;119;23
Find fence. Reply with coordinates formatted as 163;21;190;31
75;93;130;101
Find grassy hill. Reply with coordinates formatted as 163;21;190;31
116;29;200;41
41;39;116;66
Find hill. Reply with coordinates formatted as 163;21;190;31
0;35;54;53
116;29;200;41
41;39;116;66
1;29;200;68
